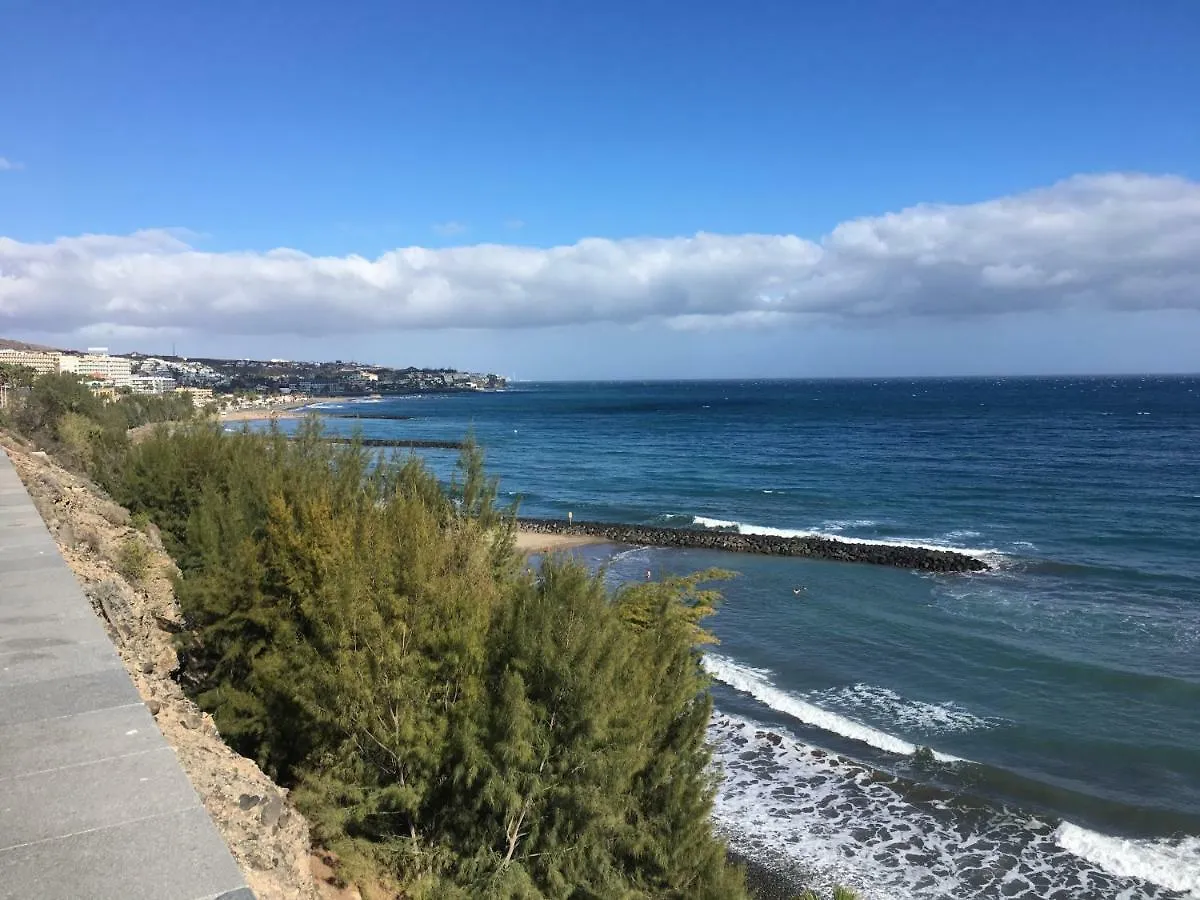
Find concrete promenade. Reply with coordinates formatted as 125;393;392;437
0;449;253;899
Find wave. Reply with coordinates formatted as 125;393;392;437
806;683;1002;736
1055;823;1200;897
702;654;964;763
709;712;1196;899
608;545;652;563
691;516;1003;561
821;518;880;532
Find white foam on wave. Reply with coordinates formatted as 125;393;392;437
821;518;880;532
1055;823;1200;898
709;712;1192;899
807;683;1001;736
691;515;1002;561
702;654;963;762
608;545;651;563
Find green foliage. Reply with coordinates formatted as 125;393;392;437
3;371;194;482
0;363;38;389
113;423;748;898
114;537;153;585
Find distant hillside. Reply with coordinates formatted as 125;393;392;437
0;337;60;352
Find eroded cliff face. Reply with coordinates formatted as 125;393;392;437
1;432;326;900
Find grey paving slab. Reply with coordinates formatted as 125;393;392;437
0;532;59;555
0;746;201;849
0;547;64;574
0;448;254;897
0;806;248;900
0;512;51;531
0;670;143;727
0;561;85;594
0;637;120;687
0;704;161;780
0;604;106;644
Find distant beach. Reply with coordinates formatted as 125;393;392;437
514;530;607;554
218;400;324;423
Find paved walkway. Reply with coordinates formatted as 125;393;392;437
0;449;253;899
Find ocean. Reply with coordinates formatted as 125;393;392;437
253;377;1200;899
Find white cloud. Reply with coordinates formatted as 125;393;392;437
0;157;23;171
1;173;1199;339
432;220;468;236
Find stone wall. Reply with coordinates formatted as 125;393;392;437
517;518;987;573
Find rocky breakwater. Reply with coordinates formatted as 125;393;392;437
517;519;988;573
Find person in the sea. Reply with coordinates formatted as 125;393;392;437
645;569;652;581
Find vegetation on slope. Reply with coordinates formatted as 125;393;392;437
0;368;194;480
108;421;749;899
2;369;859;900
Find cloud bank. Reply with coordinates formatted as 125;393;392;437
1;173;1198;338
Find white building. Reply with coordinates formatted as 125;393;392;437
0;349;66;377
175;387;214;408
130;375;178;395
74;351;133;388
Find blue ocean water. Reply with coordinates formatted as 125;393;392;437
258;377;1200;899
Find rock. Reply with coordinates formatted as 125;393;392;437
146;699;161;715
260;795;285;829
144;522;165;552
517;517;987;572
88;579;138;640
153;612;183;634
239;794;262;811
141;659;155;674
182;712;202;730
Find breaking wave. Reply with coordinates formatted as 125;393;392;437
691;515;1003;561
709;713;1198;899
702;654;965;763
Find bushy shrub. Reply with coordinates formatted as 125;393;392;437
114;422;748;898
114;537;152;585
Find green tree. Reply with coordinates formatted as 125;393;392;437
111;422;749;899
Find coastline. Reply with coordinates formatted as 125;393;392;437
728;851;812;900
218;399;326;422
514;529;609;554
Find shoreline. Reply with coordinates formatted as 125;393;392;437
514;529;609;554
727;850;813;900
217;398;336;422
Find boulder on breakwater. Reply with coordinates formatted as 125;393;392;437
517;518;987;573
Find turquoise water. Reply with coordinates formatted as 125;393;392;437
255;377;1200;899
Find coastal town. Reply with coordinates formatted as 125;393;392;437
0;341;506;413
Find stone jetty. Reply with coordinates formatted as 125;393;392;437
517;518;988;572
314;437;465;450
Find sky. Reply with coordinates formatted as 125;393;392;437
1;0;1199;379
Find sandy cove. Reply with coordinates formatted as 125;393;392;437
218;400;331;423
514;530;609;554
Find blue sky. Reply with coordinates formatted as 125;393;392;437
2;0;1199;378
